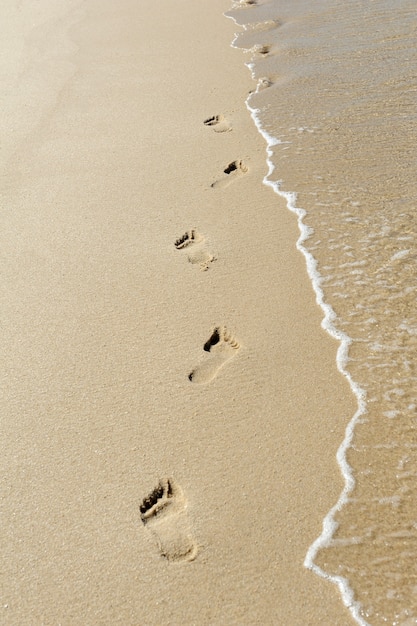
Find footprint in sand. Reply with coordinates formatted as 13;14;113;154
203;114;232;133
174;229;216;271
249;77;274;96
250;19;282;32
189;326;241;384
251;44;272;56
140;478;197;562
211;160;248;189
234;0;258;6
257;76;274;91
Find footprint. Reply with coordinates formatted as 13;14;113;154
251;44;271;56
250;19;282;32
203;114;232;133
256;76;274;91
174;229;203;249
189;326;241;384
140;478;198;562
211;160;248;189
233;0;258;6
175;229;216;271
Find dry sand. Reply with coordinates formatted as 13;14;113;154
1;0;357;623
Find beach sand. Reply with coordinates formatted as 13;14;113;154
1;1;357;623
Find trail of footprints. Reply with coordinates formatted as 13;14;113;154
140;0;270;560
139;334;240;561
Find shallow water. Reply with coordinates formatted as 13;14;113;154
228;1;417;624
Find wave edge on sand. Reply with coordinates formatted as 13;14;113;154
225;6;369;625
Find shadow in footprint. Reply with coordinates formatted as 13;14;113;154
189;326;241;384
204;114;232;133
175;229;203;250
251;44;272;56
140;478;197;562
234;0;258;6
211;160;248;189
175;229;216;271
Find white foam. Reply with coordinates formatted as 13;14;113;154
225;9;369;626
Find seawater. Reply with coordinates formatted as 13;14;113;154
227;1;417;624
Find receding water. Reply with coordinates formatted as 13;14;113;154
228;1;417;624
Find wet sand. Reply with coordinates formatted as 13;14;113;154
230;1;417;623
1;1;356;623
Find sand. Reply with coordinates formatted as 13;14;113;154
1;0;357;623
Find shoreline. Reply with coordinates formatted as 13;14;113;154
1;1;356;623
226;11;366;622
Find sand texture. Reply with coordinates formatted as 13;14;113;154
1;0;356;624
